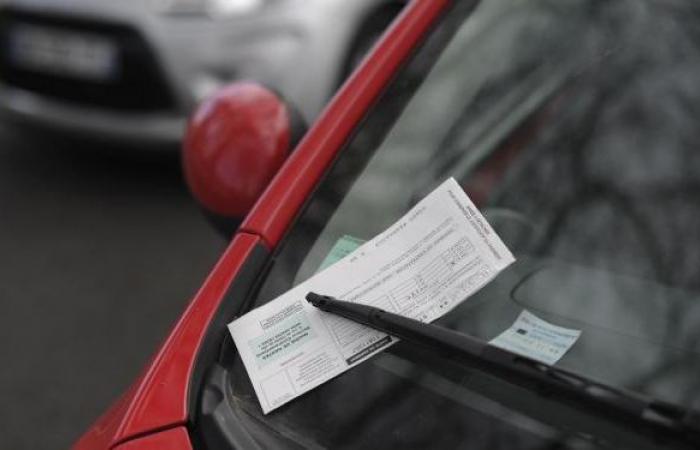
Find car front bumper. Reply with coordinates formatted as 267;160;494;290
0;0;358;146
0;83;186;147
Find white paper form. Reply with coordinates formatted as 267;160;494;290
228;178;515;413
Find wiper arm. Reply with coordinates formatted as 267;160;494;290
306;292;700;447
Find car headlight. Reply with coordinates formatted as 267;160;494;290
155;0;266;18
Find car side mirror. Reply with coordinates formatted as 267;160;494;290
183;81;306;237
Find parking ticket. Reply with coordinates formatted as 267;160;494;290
228;178;515;413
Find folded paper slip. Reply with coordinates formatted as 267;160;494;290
228;178;515;413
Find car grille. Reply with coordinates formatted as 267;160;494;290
0;8;177;112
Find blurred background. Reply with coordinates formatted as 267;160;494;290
0;0;401;448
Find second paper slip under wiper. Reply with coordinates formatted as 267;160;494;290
306;292;700;448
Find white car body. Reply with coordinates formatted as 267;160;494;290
0;0;399;146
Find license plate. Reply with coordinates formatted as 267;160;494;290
8;24;119;82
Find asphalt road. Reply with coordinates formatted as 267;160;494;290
0;124;225;449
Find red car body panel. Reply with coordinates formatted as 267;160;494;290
112;427;192;450
74;233;263;449
74;0;451;448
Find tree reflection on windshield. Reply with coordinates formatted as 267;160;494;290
471;0;700;413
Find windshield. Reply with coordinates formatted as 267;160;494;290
224;0;700;448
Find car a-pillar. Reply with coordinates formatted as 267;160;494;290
183;81;307;238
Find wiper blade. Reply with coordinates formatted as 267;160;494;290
306;292;700;447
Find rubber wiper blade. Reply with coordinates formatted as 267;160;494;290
306;292;700;448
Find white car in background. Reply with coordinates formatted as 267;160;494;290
0;0;402;146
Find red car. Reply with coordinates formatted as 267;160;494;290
75;0;700;448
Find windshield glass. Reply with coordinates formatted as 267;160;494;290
225;0;700;448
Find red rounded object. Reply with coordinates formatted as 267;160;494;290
183;81;292;218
